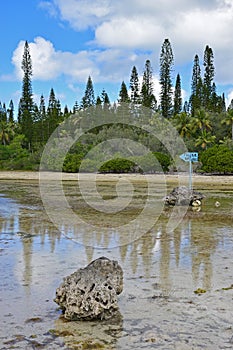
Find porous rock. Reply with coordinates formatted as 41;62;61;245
54;257;123;321
164;186;205;206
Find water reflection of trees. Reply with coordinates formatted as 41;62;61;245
190;221;216;291
0;195;220;293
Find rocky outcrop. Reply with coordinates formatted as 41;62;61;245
54;257;123;321
164;186;205;206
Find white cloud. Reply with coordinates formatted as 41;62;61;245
12;37;59;80
12;37;99;82
11;37;153;86
39;0;233;85
9;0;233;106
38;0;59;17
95;18;164;49
10;35;190;106
51;0;112;30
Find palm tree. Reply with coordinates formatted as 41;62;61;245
221;109;233;141
0;121;15;145
195;129;216;149
172;112;192;139
191;109;212;133
219;136;233;149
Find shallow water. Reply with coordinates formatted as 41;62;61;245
0;176;233;349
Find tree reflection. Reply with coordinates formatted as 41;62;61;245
0;182;223;295
190;221;216;291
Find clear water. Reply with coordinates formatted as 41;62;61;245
0;176;233;349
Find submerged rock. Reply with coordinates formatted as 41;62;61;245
164;186;205;206
54;257;123;321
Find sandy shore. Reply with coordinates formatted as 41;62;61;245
0;170;233;186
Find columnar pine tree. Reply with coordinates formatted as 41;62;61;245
47;88;56;111
73;101;79;114
56;99;62;118
8;100;14;123
140;60;157;109
222;93;226;111
19;41;34;150
191;55;201;95
173;73;182;116
63;105;69;116
96;96;102;106
190;54;202;114
39;95;46;118
118;81;130;103
37;95;46;142
0;102;7;122
47;88;62;136
81;76;95;108
210;81;225;113
130;66;140;104
101;89;110;109
159;38;174;118
211;82;218;112
203;45;215;109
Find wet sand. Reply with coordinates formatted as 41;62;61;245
0;170;233;185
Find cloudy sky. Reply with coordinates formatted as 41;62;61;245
1;0;233;110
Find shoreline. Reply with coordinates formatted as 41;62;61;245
0;170;233;186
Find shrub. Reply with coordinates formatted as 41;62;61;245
63;153;82;173
99;158;142;173
200;145;233;174
153;152;171;172
77;158;100;173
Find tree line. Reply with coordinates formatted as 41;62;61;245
1;38;233;173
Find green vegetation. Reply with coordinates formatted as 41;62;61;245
194;288;207;295
99;158;142;174
1;39;233;174
200;145;233;174
160;38;174;118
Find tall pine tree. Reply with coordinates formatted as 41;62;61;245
130;66;140;104
0;102;7;123
7;100;14;123
73;101;79;114
173;73;182;116
38;94;46;142
19;41;34;150
118;81;130;103
101;89;110;109
190;54;203;114
159;38;174;118
81;76;95;108
47;88;62;136
203;45;215;109
140;60;157;109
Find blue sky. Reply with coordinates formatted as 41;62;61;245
1;0;233;113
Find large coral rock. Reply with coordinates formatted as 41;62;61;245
164;186;205;206
54;257;123;321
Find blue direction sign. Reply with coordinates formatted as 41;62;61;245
180;152;199;189
180;152;198;162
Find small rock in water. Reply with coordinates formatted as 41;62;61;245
164;186;205;206
54;257;123;321
192;199;201;207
